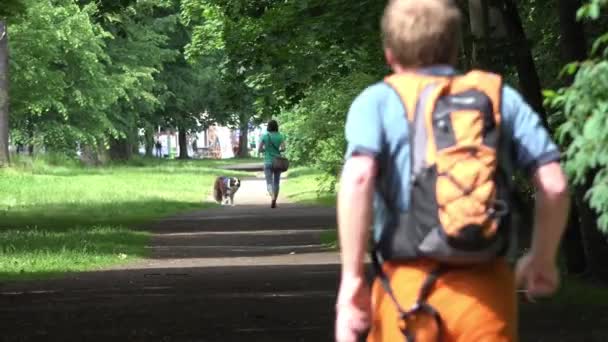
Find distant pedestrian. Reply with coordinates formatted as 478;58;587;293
258;120;287;208
155;140;162;158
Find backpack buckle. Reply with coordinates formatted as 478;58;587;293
488;199;509;218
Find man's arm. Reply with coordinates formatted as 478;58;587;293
516;161;570;299
335;83;385;341
335;154;376;341
502;85;571;297
530;162;570;264
337;155;376;287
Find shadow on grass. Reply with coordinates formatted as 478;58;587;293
7;155;261;177
0;200;215;281
285;167;323;178
104;157;264;170
16;164;253;178
285;190;336;207
0;227;149;281
0;200;213;232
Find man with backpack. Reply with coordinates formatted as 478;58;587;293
334;0;570;341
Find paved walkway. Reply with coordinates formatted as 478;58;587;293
0;175;340;341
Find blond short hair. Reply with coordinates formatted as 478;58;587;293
381;0;462;67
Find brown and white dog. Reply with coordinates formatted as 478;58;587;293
213;176;241;206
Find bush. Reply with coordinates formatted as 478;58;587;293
546;6;608;231
279;72;377;192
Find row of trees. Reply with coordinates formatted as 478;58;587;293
180;0;608;281
2;0;608;281
0;0;258;165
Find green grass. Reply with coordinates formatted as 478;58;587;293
547;276;608;306
282;167;337;207
320;229;338;249
0;155;255;281
282;167;338;248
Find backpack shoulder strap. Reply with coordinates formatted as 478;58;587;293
384;72;445;121
385;72;451;168
451;70;503;124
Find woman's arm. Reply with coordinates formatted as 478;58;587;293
258;140;265;153
280;141;286;152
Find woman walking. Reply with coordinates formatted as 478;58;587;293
258;120;286;208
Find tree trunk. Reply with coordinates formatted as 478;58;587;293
467;0;508;69
109;138;132;161
575;184;608;282
238;120;249;158
144;127;154;157
500;0;549;127
80;144;101;166
97;142;110;164
178;127;189;159
459;1;473;70
27;120;34;155
0;21;10;167
558;0;587;65
562;205;587;275
557;0;590;276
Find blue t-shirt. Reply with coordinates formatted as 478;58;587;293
343;66;561;241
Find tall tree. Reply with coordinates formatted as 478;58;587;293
466;0;507;69
0;0;25;18
547;0;608;281
0;21;10;166
556;0;608;278
157;15;225;160
98;0;180;160
0;0;25;164
500;0;549;127
558;0;588;66
9;0;119;155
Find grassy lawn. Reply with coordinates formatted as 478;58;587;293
282;167;338;248
282;167;337;207
0;155;256;281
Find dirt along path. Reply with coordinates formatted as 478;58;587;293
0;174;340;342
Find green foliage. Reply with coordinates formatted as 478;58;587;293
518;0;562;90
0;156;252;280
282;167;337;206
156;20;226;133
6;0;224;159
547;3;608;231
577;0;608;20
181;0;265;130
0;0;25;18
9;0;116;150
280;73;376;192
101;0;180;137
181;0;387;189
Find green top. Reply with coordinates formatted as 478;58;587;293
262;132;285;165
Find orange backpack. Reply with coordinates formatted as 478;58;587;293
372;70;512;341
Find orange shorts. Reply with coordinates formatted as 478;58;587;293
367;258;517;342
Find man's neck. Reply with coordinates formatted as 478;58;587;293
389;64;457;76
